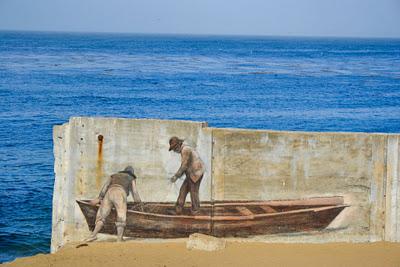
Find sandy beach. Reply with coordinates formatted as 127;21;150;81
3;241;400;267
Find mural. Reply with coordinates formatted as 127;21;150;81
84;166;142;242
77;135;348;242
168;136;205;215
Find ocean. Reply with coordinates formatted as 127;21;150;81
0;31;399;263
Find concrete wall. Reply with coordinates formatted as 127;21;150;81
52;117;211;251
52;117;400;252
211;128;388;242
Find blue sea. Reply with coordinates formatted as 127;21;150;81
0;31;400;263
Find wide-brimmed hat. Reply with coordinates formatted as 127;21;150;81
169;136;184;151
121;165;136;178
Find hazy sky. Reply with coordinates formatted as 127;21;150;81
0;0;399;37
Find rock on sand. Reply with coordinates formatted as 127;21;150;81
186;233;226;251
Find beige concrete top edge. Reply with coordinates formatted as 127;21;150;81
67;116;208;127
208;126;400;136
56;117;399;136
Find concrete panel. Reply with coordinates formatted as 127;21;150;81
211;128;386;242
369;135;387;241
385;135;400;241
52;117;211;252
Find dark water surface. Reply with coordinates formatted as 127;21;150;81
0;31;400;263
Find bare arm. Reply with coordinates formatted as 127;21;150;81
174;148;191;178
130;179;141;203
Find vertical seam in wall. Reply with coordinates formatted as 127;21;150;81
383;135;389;241
61;121;72;250
383;135;388;240
210;128;214;235
368;136;376;241
394;136;399;240
383;135;390;241
397;136;400;241
51;125;64;252
388;135;399;241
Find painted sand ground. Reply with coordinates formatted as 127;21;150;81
3;241;400;267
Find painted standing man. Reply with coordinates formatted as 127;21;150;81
86;166;142;242
169;136;205;215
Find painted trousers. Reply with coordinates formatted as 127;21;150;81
96;186;127;227
176;175;203;212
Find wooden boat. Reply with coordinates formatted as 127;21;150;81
77;196;348;238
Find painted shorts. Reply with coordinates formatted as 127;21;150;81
96;186;127;227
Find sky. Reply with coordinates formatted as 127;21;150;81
0;0;399;38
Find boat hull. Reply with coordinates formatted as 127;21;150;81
77;198;347;238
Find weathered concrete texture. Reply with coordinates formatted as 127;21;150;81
385;135;400;241
52;117;211;252
211;129;392;242
52;117;400;252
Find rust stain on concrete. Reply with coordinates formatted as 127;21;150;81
96;134;104;188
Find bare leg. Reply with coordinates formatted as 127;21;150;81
85;221;104;242
116;225;125;242
113;188;127;242
85;196;111;242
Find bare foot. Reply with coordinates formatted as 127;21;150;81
84;235;97;242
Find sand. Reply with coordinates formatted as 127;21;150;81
3;241;400;267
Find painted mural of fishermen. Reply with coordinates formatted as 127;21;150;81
169;136;205;215
85;166;142;242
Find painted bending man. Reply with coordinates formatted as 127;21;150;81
86;166;142;242
169;136;205;215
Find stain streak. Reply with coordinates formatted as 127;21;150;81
96;135;104;188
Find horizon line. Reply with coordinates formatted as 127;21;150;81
1;28;400;40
